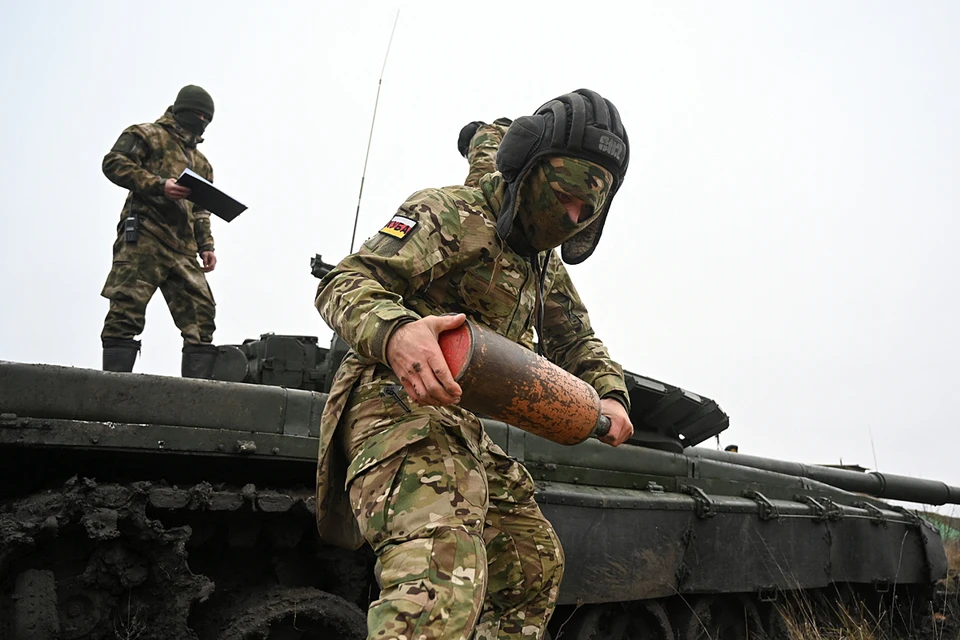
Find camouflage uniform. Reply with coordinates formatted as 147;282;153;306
315;132;630;640
100;108;216;345
463;118;513;188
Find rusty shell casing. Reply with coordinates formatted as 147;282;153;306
438;321;603;445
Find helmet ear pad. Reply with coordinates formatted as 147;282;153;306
496;115;545;182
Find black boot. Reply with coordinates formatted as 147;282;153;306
181;344;218;379
102;338;140;373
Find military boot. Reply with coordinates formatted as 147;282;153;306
102;338;140;373
181;344;219;379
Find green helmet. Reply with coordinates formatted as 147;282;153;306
173;85;215;120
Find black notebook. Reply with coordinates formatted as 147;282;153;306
175;168;248;222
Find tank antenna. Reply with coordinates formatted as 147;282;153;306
350;9;401;254
868;424;880;471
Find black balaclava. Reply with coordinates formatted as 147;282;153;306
173;85;214;136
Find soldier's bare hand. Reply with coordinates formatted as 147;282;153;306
598;397;634;447
201;251;217;273
164;178;191;200
386;314;465;407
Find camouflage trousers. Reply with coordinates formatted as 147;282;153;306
341;374;564;640
100;230;215;345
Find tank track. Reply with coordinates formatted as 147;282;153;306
546;581;953;640
0;476;369;640
1;475;955;639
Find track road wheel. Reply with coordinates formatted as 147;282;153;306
194;587;366;640
562;601;674;639
673;595;768;640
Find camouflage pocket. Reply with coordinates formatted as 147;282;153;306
376;540;431;589
100;259;137;299
341;380;422;461
482;434;536;506
345;414;432;485
348;445;411;551
458;270;517;319
368;530;486;640
350;426;488;553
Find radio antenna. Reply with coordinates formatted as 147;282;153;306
350;9;401;253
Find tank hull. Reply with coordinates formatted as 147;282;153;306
0;361;954;639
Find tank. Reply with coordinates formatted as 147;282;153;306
0;259;956;639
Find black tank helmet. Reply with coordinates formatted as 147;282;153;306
495;89;629;264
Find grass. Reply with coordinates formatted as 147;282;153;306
780;593;887;640
113;591;146;640
941;541;960;640
777;568;960;640
947;541;960;579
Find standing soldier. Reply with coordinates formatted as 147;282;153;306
100;85;219;378
314;89;634;640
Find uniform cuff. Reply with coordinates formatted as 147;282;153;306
601;391;630;414
150;176;167;196
593;374;630;411
371;314;420;366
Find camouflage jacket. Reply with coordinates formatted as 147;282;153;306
102;108;215;257
313;171;630;548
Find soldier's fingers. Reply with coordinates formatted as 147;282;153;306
408;358;443;406
598;413;629;447
609;423;634;447
427;353;461;400
419;375;449;406
601;432;622;447
410;361;448;406
398;374;423;405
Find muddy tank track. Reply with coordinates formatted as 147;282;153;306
3;476;946;640
548;582;943;640
0;476;369;640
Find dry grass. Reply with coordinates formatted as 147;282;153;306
769;530;960;640
940;541;960;640
113;592;146;640
780;595;887;640
947;542;960;579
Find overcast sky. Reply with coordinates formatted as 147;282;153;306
1;1;958;504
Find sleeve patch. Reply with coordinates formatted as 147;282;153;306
111;132;142;155
380;214;417;239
